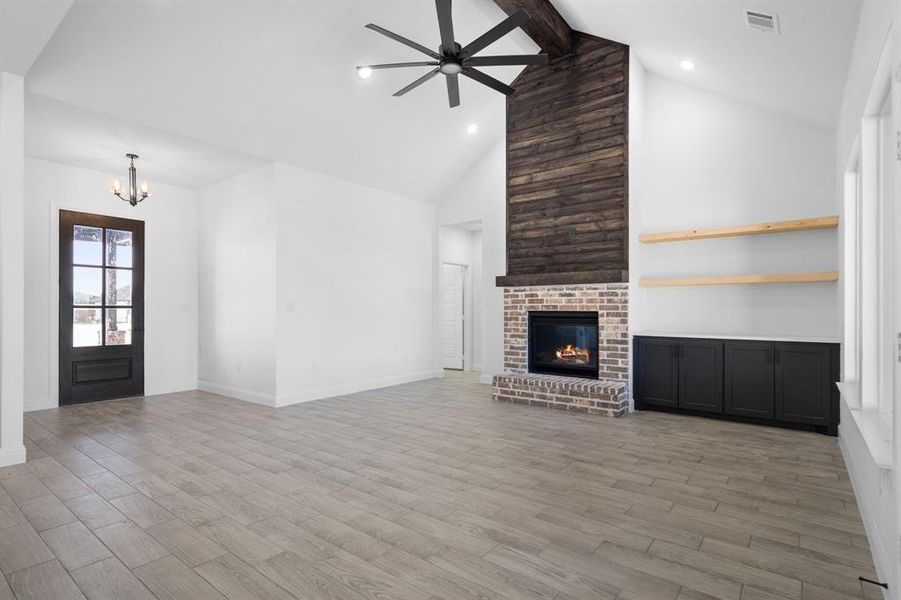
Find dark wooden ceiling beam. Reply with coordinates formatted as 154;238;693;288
492;0;573;58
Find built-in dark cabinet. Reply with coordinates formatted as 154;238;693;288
679;339;723;413
775;343;834;426
724;341;774;419
634;338;678;408
634;336;839;436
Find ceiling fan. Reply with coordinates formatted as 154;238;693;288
357;0;548;108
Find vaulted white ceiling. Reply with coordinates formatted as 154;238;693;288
15;0;863;199
26;93;267;189
554;0;862;128
24;0;536;200
0;0;71;75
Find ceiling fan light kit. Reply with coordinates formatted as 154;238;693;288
357;0;548;108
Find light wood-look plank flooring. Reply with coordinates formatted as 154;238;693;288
1;371;879;600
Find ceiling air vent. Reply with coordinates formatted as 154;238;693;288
744;10;779;34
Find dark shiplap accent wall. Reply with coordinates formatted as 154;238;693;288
496;32;629;287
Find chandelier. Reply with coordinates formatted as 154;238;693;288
110;153;150;206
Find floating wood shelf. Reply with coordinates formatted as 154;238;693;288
640;271;839;287
639;215;838;244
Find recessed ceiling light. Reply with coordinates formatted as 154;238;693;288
466;123;478;135
357;66;373;79
679;59;696;71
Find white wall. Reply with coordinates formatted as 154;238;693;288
0;71;26;466
435;140;506;384
469;231;482;370
439;225;482;372
24;159;200;411
198;164;278;405
833;1;901;595
198;162;437;406
273;163;437;405
631;73;839;341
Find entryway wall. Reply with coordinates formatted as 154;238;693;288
23;158;201;411
438;224;482;373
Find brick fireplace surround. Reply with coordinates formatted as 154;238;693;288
492;283;630;417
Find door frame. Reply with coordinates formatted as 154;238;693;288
441;262;467;370
58;209;145;405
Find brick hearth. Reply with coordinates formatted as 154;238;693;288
492;283;630;417
493;373;629;416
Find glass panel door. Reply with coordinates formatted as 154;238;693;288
59;211;144;405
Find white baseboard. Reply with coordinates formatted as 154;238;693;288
25;398;56;412
197;380;277;407
0;445;26;467
480;372;495;385
275;369;444;407
838;418;895;598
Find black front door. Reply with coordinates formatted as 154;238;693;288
59;210;144;405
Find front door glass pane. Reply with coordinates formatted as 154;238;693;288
73;308;102;347
73;267;102;305
105;269;132;305
74;226;102;265
105;309;132;345
106;229;133;267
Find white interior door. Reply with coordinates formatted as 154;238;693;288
442;264;464;370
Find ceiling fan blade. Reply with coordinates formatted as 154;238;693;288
460;9;529;58
435;0;455;55
365;24;441;59
464;54;549;67
461;67;515;95
393;68;441;96
357;62;439;71
446;73;460;108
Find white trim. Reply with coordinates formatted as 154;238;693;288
632;331;841;344
480;372;494;385
275;369;444;407
197;380;277;407
839;418;894;598
25;398;57;413
0;445;26;467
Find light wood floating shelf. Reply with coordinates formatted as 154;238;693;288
639;215;839;244
640;271;839;287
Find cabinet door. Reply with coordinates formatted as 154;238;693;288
678;340;723;413
775;343;832;425
635;338;679;408
724;341;774;419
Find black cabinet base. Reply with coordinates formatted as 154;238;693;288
634;336;839;437
634;402;838;437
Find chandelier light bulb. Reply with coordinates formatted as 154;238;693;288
140;181;150;195
112;179;122;193
358;66;373;79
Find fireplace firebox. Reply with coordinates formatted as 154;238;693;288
528;311;599;379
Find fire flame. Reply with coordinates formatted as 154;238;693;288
555;344;590;364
